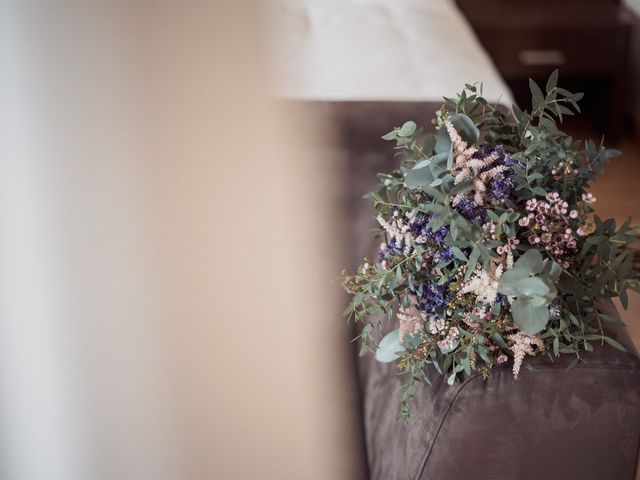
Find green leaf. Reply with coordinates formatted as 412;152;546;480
381;130;397;141
448;113;480;144
602;148;622;160
542;260;562;283
514;249;545;275
375;329;402;363
511;298;550;334
529;78;545;109
619;285;629;309
465;246;480;280
405;152;448;190
450;221;458;241
546;69;559;94
598;313;624;325
451;246;467;261
398;121;417;137
512;104;525;123
603;336;627;353
422;134;437;156
532;186;547;196
405;166;432;189
497;268;531;296
435;128;452;155
487;210;501;223
515;276;553;297
413;158;431;169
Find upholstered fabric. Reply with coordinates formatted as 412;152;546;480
358;302;640;480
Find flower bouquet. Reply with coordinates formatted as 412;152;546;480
341;71;640;420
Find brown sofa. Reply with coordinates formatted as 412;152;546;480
358;302;640;480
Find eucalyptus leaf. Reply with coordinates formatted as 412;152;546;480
405;166;432;190
511;298;550;334
448;113;480;144
398;121;417;137
375;329;403;363
513;249;544;275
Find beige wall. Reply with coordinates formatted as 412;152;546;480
0;2;362;479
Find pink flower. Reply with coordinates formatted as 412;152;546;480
398;305;425;342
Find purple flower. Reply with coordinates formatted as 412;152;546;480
417;282;450;314
377;238;404;261
409;212;430;235
453;195;487;224
487;173;515;203
435;245;454;264
491;145;522;169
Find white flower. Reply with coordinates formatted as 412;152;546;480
507;332;544;378
377;214;414;252
458;259;505;306
506;251;514;269
581;192;597;204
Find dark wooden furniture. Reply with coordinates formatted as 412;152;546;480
456;0;633;137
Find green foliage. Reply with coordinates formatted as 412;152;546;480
342;72;640;422
375;329;402;362
498;250;558;334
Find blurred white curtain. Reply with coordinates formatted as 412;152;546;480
0;1;361;479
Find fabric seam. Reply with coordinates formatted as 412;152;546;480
413;366;640;480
